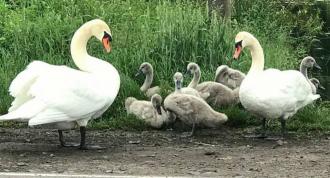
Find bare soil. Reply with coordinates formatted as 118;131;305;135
0;127;329;177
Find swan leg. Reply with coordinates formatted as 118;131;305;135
58;130;80;147
264;118;286;141
189;119;196;137
180;116;196;138
79;126;105;150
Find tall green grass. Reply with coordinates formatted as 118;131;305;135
0;0;327;131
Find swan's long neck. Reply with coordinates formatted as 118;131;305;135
70;26;92;71
188;69;200;88
215;69;228;83
248;40;264;74
70;24;112;74
141;71;153;92
300;63;308;78
300;64;315;92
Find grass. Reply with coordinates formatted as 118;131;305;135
0;0;328;132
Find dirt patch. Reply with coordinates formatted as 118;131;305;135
0;127;329;177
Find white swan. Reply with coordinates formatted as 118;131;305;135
186;62;240;107
0;19;120;149
135;62;161;98
233;31;320;137
125;94;170;129
299;56;322;94
215;65;245;89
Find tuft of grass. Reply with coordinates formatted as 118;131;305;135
288;101;330;132
220;105;258;128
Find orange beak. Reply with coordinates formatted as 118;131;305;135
102;37;111;53
233;46;242;60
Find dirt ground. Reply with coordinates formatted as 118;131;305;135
0;127;329;177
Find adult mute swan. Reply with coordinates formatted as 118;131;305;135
0;19;120;149
233;31;320;138
135;62;161;98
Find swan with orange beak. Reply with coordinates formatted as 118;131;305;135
231;31;319;139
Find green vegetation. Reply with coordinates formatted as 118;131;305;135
0;0;328;132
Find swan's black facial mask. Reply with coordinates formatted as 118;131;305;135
102;31;112;53
235;40;242;49
103;31;112;42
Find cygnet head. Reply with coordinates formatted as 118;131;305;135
215;65;229;78
125;97;137;111
151;94;163;115
186;62;200;75
135;62;153;76
215;65;230;81
310;78;325;90
173;72;183;90
227;70;243;80
301;56;321;69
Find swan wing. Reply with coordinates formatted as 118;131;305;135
28;68;109;125
1;61;110;125
241;69;319;118
8;61;49;112
164;94;194;115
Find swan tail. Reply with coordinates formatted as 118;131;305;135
0;113;28;121
311;94;320;101
9;61;48;97
218;113;228;123
28;109;70;126
0;99;45;122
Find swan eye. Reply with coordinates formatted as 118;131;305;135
235;40;242;48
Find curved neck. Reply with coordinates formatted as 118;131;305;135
70;24;110;73
141;71;153;92
248;40;264;74
70;26;92;72
299;64;308;78
188;69;200;88
215;70;224;82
